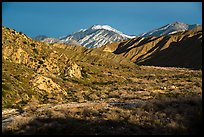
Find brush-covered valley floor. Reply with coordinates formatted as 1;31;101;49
2;65;202;135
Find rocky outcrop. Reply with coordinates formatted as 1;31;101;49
11;48;29;64
63;62;82;79
32;75;67;95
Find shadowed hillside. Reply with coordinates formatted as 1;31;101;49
101;28;202;69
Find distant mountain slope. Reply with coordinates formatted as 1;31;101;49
33;35;48;41
35;25;135;48
41;37;81;46
139;22;202;37
34;22;201;49
101;28;202;69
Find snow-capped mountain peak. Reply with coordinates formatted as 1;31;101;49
35;24;135;49
55;24;136;48
90;24;120;32
139;22;201;37
89;24;135;39
78;29;87;32
34;22;201;49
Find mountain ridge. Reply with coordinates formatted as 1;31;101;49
34;22;201;49
139;22;202;37
101;27;202;69
35;24;135;48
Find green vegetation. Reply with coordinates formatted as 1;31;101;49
23;41;27;44
30;43;35;47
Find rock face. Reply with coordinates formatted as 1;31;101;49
12;48;29;64
64;62;82;79
32;75;67;95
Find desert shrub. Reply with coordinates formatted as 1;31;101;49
83;108;99;117
70;78;80;84
33;48;38;54
23;41;27;44
37;65;41;69
108;91;120;98
2;83;10;90
81;69;88;78
89;93;100;101
194;81;201;87
42;95;49;103
13;75;20;81
30;43;35;47
42;56;46;60
92;81;114;86
38;60;44;64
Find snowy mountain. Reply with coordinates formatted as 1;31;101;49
42;37;60;43
139;22;202;37
34;22;201;48
36;25;135;48
59;25;135;48
41;37;81;46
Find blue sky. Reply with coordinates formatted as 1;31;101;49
2;2;202;38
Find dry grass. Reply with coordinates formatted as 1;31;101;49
3;63;202;135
